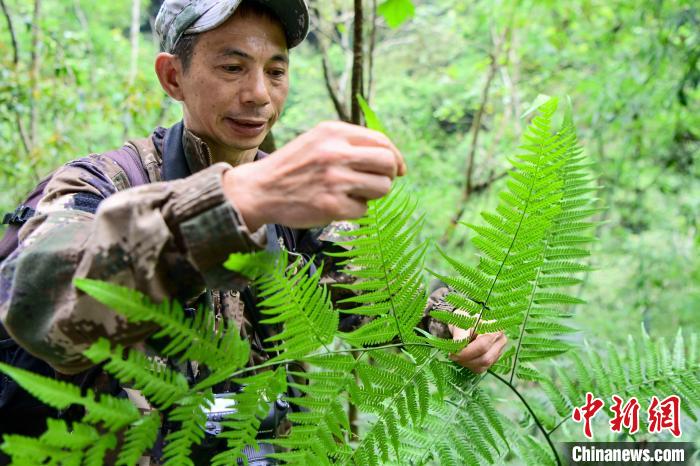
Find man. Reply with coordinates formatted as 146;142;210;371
0;0;506;441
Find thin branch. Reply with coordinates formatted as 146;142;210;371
366;0;378;105
464;45;501;199
29;0;42;149
439;170;508;246
321;51;351;122
350;0;364;125
310;2;350;122
489;370;562;466
1;0;31;156
0;0;19;64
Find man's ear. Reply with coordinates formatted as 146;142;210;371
155;53;185;102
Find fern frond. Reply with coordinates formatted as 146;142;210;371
541;329;700;431
161;392;213;466
432;98;574;348
116;413;161;466
391;385;510;466
212;368;287;466
251;251;338;361
84;338;188;409
0;419;116;466
269;367;354;464
74;278;249;373
0;362;139;431
83;434;118;466
345;347;442;465
330;184;428;346
1;434;80;466
507;109;597;376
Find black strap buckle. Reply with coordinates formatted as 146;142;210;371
2;205;35;226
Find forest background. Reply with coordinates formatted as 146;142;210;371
0;0;698;452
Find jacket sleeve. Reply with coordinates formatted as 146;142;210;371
0;157;266;374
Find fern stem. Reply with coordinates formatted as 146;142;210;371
509;264;544;384
372;204;405;343
345;348;442;465
227;342;436;378
472;135;547;338
548;417;569;436
488;370;562;466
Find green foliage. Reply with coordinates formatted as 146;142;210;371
377;0;416;29
1;100;697;466
74;278;250;377
330;183;429;347
541;329;700;431
0;362;139;431
212;368;287;466
255;251;337;361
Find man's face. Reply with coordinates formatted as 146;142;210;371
178;12;289;153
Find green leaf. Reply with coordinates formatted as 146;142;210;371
357;94;387;133
377;0;415;28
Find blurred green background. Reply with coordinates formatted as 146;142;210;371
0;0;698;443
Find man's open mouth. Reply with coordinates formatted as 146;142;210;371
225;118;268;137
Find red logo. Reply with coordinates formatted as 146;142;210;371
572;392;605;439
648;395;681;437
609;395;640;434
572;394;682;438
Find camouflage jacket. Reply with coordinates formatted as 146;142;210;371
0;123;451;377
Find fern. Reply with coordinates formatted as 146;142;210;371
84;337;189;409
330;183;429;346
227;250;339;362
0;362;139;431
505;102;599;381
161;392;213;466
211;368;287;466
74;278;250;374
541;329;700;431
430;97;576;346
389;383;511;466
0;419;118;466
346;346;441;465
116;413;162;466
268;354;355;464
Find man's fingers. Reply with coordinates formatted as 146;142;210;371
450;325;473;342
341;146;400;179
336;195;369;220
470;334;508;372
345;172;393;201
449;331;507;373
323;121;407;176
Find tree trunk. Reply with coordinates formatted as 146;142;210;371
350;0;364;125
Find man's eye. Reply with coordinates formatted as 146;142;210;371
222;65;242;73
268;68;287;77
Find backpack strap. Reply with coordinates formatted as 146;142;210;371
127;136;162;183
99;141;151;191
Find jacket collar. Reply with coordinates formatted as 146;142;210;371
159;121;265;181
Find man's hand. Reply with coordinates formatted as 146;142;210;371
448;325;508;374
223;121;406;231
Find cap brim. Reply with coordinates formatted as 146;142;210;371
186;0;309;49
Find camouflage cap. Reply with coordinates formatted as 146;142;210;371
155;0;309;53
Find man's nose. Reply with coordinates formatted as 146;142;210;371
241;69;271;107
